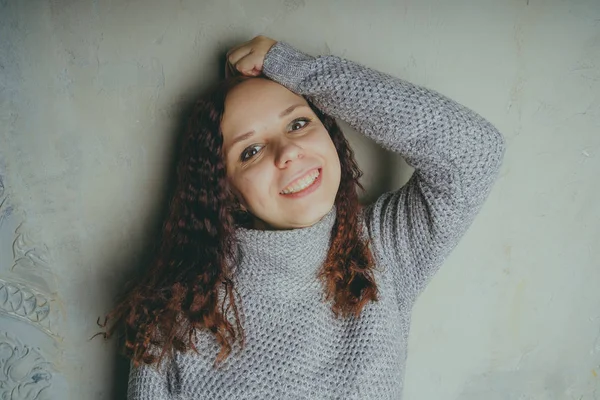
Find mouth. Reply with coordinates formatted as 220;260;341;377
280;168;322;197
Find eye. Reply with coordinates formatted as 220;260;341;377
240;144;263;162
288;117;311;132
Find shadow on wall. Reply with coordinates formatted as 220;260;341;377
341;120;410;207
103;46;409;400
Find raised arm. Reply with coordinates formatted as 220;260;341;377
262;41;505;302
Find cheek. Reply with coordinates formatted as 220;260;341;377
318;135;341;170
322;137;342;185
232;167;274;207
329;151;342;186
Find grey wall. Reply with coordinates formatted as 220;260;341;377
1;0;599;399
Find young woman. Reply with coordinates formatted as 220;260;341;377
107;35;505;399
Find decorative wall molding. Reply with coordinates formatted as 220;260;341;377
0;279;52;335
0;176;59;337
0;177;9;226
12;225;51;274
0;107;64;398
10;223;56;294
0;331;54;400
0;165;63;398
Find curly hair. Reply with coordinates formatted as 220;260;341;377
100;75;380;370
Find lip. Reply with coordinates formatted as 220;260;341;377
279;168;322;198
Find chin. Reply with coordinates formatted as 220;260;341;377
288;200;334;228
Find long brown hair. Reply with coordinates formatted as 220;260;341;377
100;75;380;369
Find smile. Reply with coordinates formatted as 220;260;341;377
280;168;322;197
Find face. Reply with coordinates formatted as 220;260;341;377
221;78;341;230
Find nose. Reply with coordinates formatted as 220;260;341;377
274;138;304;168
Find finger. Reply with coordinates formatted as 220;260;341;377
235;53;263;76
226;42;251;78
227;43;252;67
225;60;237;78
226;39;251;57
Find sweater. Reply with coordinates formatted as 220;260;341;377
127;41;506;400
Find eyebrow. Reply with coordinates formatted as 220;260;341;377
279;103;306;118
229;103;309;147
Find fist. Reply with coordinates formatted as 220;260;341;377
226;35;278;78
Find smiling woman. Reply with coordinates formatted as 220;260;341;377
102;35;505;399
221;77;342;229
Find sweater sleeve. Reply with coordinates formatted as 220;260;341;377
262;41;505;302
127;360;175;400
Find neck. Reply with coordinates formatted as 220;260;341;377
232;206;337;297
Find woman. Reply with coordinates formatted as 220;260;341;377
106;35;505;399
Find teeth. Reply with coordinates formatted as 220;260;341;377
281;170;320;194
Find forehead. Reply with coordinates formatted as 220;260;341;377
221;79;307;134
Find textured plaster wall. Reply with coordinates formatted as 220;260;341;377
0;0;599;399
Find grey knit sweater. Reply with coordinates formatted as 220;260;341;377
127;41;505;399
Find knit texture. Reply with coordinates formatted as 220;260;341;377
127;41;506;399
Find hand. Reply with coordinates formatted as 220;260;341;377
225;35;278;78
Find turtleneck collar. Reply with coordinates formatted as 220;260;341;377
232;206;337;296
